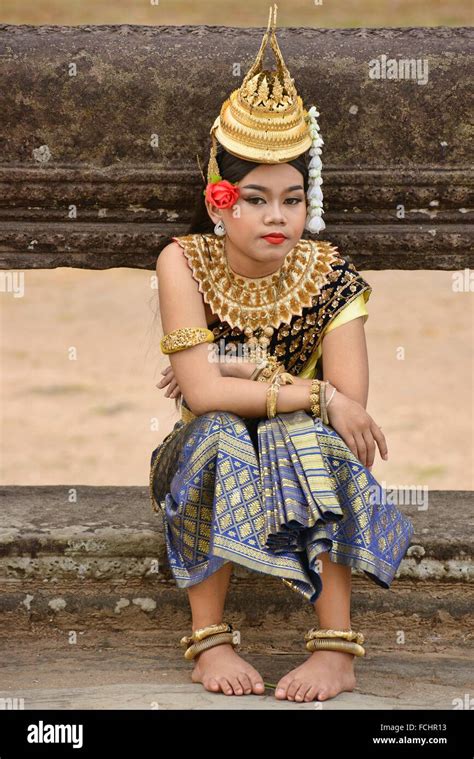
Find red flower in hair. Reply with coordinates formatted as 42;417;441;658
204;179;240;209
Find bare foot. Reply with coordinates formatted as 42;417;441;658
191;643;266;696
275;650;356;702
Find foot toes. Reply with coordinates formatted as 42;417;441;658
294;684;310;702
275;677;292;699
218;677;234;695
229;677;243;695
207;677;220;692
304;686;318;702
239;673;253;694
286;679;302;701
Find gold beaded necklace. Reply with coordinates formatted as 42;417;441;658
221;240;285;362
213;236;283;362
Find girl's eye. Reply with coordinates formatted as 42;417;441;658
245;197;303;205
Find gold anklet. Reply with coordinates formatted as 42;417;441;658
180;621;241;661
304;627;366;657
305;627;365;645
305;638;365;657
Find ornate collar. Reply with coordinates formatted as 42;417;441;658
177;232;341;331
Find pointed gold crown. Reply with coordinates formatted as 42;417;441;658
207;3;312;182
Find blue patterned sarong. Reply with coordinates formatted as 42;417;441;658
149;409;415;604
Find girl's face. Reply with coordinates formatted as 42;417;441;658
206;162;307;266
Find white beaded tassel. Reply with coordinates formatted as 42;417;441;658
305;105;326;234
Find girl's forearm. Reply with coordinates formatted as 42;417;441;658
190;375;315;418
219;358;310;385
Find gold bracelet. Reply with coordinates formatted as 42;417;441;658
266;384;279;418
309;379;321;418
320;380;329;424
250;360;267;381
257;355;283;382
278;372;295;385
266;379;281;418
326;385;337;408
267;367;284;384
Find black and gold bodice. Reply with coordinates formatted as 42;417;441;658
170;232;372;378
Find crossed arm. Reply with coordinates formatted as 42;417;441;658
156;242;316;418
156;243;387;468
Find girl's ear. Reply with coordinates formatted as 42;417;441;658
204;198;220;224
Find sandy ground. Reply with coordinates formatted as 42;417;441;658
1;268;472;489
2;0;472;28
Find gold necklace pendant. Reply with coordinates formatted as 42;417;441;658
239;271;284;362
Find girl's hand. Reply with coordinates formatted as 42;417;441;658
325;385;388;470
156;365;182;399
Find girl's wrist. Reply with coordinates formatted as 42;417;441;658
325;381;342;421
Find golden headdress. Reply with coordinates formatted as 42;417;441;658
205;3;325;234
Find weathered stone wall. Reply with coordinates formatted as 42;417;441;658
0;24;472;269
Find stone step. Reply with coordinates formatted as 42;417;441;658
0;486;472;626
0;629;472;711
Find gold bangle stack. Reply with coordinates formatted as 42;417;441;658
265;366;296;418
304;627;366;657
180;622;241;661
249;354;296;419
309;379;331;424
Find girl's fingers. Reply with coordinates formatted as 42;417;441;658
371;422;388;460
353;431;368;467
343;432;359;462
164;379;178;397
157;367;173;388
362;428;376;469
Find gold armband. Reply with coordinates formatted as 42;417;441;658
160;327;215;355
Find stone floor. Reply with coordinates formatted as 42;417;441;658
0;630;472;710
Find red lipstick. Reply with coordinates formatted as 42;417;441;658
262;233;287;245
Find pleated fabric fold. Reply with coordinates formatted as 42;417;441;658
150;409;415;604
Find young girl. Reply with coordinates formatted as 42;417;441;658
150;4;414;703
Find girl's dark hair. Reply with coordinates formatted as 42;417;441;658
164;142;311;409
